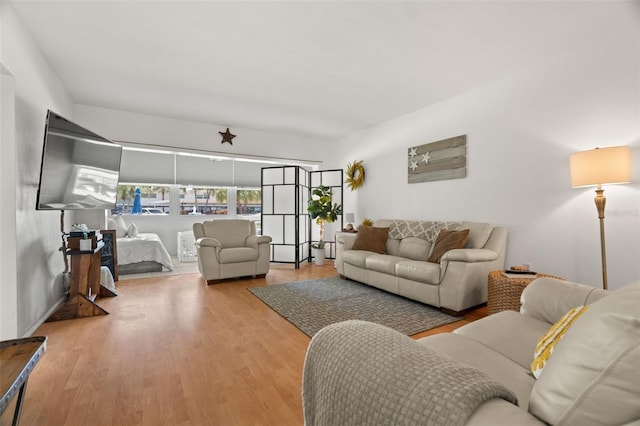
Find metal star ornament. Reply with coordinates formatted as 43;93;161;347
219;128;236;145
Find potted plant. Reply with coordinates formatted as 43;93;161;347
308;185;342;265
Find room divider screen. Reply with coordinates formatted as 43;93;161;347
261;167;343;268
261;166;310;268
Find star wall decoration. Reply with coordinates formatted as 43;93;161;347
219;128;236;145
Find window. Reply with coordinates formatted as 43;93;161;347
114;185;171;215
179;187;228;216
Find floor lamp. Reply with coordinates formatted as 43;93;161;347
569;146;632;290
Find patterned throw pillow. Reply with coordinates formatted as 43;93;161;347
531;305;588;379
426;229;470;263
352;226;389;254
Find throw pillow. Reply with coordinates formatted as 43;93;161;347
427;229;470;263
352;226;389;254
127;223;139;238
529;282;640;425
108;215;128;238
531;305;588;379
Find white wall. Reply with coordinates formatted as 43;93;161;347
73;104;327;162
1;64;18;340
1;3;75;337
328;33;639;289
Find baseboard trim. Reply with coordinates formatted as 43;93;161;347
23;294;66;337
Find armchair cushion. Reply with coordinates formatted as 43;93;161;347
202;220;254;247
219;247;259;264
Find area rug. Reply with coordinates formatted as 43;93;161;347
248;276;460;337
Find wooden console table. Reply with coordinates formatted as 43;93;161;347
0;337;47;425
47;242;117;322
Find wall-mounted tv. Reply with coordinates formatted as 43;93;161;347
36;110;122;210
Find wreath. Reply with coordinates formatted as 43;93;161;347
345;160;365;190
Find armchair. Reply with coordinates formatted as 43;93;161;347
193;220;272;284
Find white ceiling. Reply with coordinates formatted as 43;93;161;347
8;1;639;140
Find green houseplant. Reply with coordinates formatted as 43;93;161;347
308;185;342;256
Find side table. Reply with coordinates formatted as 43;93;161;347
1;337;47;425
487;270;562;315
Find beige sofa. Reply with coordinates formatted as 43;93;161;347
193;219;272;284
302;278;640;426
335;220;508;314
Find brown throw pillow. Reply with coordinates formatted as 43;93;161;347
427;229;470;263
352;226;389;254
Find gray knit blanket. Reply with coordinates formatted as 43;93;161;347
302;320;518;426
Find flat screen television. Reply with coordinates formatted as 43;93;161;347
36;110;122;210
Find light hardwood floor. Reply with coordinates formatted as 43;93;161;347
12;261;486;426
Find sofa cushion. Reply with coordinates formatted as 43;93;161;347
364;254;405;275
529;282;640;426
418;333;536;408
461;222;494;248
352;225;389;254
530;305;588;379
454;310;551;369
342;250;373;268
382;239;399;256
427;229;470;263
395;260;441;284
521;278;607;324
397;237;431;261
219;247;259;263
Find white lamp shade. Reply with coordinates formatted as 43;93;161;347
345;213;355;223
569;146;632;188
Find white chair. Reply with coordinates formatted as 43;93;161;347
193;220;272;284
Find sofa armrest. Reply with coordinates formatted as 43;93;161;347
441;248;499;263
336;233;357;250
256;235;272;244
196;237;221;248
303;320;517;426
335;234;358;275
520;277;608;324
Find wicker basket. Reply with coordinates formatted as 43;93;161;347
487;270;562;315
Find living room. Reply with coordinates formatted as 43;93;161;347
1;1;638;424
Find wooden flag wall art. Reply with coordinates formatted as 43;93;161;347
408;135;467;184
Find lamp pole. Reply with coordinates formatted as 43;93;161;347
594;186;607;290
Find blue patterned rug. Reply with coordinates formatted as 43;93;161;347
248;276;460;337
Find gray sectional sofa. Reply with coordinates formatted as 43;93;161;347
335;220;508;314
302;278;640;425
